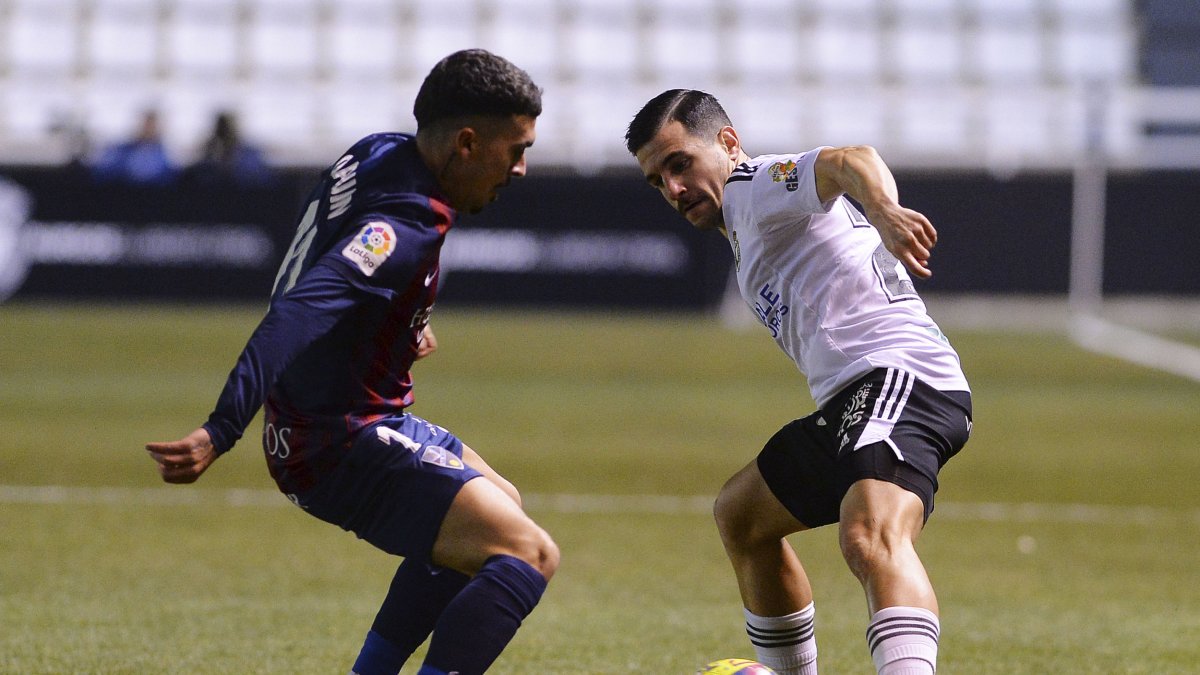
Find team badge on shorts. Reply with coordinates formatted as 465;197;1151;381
420;445;464;470
837;381;874;451
341;221;395;277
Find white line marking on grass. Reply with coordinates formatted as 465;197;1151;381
0;485;287;508
524;493;713;515
1072;314;1200;383
1;485;1198;527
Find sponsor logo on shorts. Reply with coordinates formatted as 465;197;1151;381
342;221;395;276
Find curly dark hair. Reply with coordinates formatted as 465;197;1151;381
625;89;732;155
414;49;543;132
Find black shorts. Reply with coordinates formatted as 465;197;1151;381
757;368;972;527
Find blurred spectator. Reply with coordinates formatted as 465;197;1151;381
90;110;178;186
48;111;92;173
186;111;274;188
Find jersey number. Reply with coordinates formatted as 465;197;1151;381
376;426;421;452
872;244;918;302
270;199;320;298
847;200;918;302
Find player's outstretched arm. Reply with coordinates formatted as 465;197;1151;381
813;145;937;279
146;427;218;484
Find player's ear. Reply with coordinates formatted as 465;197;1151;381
717;125;740;162
453;126;477;158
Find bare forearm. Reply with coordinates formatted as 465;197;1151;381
813;145;899;214
814;145;938;278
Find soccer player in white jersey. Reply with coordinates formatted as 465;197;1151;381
626;90;972;675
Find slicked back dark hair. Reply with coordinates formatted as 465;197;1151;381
414;49;542;132
625;89;732;155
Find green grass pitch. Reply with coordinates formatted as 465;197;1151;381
1;303;1198;673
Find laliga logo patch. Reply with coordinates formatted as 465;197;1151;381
420;445;464;470
360;222;394;255
768;160;799;192
341;221;395;276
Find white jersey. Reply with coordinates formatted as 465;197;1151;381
722;148;969;408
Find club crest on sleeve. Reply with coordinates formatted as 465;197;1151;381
341;221;395;276
420;445;464;470
768;160;799;192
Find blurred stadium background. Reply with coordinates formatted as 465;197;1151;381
0;0;1196;169
2;2;1200;672
0;0;1197;317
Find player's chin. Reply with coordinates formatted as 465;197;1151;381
466;197;493;215
687;210;721;231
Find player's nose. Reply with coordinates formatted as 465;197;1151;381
665;176;686;201
510;155;527;178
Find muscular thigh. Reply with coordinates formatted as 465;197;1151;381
461;444;521;505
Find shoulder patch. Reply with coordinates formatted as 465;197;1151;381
341;221;395;276
767;160;799;192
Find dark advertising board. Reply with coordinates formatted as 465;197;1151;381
0;166;1197;307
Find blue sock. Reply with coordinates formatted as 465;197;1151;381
351;630;406;675
418;554;548;675
351;559;469;675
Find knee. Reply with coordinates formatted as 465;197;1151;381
839;521;876;581
516;525;560;582
839;520;907;582
713;479;762;553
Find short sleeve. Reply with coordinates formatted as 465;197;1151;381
324;204;441;300
749;147;834;232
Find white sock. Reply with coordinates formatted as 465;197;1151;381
744;603;818;675
866;606;940;674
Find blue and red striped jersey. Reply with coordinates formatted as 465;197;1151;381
202;133;455;492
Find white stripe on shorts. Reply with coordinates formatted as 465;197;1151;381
858;368;915;458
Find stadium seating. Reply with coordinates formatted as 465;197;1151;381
0;0;1177;169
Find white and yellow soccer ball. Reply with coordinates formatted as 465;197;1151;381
696;658;777;674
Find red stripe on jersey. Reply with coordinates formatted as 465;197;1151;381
430;196;454;235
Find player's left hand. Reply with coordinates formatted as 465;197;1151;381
416;324;438;360
868;203;937;279
146;427;218;484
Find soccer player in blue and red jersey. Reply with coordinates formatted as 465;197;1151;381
145;50;558;675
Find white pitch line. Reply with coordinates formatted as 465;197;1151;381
1071;314;1200;383
0;484;286;508
1;485;1198;528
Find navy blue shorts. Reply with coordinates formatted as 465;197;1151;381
758;368;972;527
292;413;483;561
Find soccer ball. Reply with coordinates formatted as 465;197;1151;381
696;658;777;674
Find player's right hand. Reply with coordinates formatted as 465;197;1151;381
415;324;438;360
868;203;937;279
146;427;218;484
